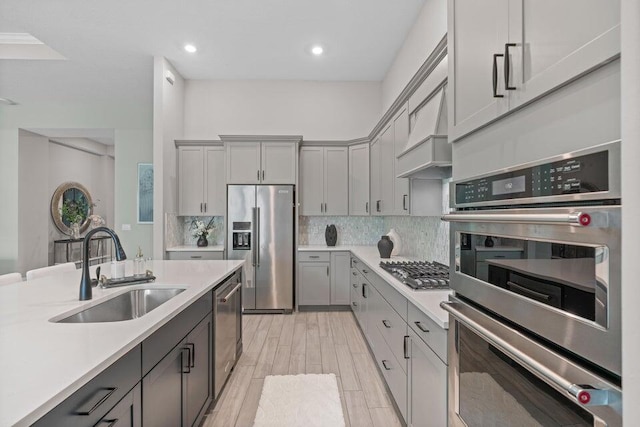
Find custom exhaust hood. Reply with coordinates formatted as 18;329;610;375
396;57;451;179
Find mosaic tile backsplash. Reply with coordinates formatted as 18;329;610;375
165;213;225;247
298;216;384;246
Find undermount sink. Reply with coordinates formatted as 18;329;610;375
56;288;186;323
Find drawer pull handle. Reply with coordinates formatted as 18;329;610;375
381;360;392;370
190;255;202;259
76;387;118;415
352;271;357;276
362;269;369;274
309;255;320;259
414;321;430;333
98;420;119;427
382;320;391;328
404;335;410;359
353;283;358;288
352;301;358;307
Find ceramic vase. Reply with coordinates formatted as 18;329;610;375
197;235;209;247
377;235;394;259
71;222;81;239
387;228;402;256
325;224;337;247
484;236;494;247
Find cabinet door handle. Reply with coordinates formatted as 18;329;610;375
362;283;367;298
376;200;381;212
309;255;320;259
200;202;203;213
504;43;516;90
403;194;408;211
186;342;195;367
404;335;410;359
352;301;358;307
352;283;358;288
352;271;357;276
262;170;265;181
327;266;330;276
320;203;323;213
414;321;430;333
365;202;369;213
382;320;391;328
204;202;207;212
362;269;369;274
324;202;327;213
257;170;260;181
75;387;118;415
381;360;392;370
182;347;192;374
492;53;504;98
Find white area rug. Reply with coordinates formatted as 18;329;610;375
253;373;346;427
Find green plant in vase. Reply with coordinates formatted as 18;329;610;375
61;199;89;238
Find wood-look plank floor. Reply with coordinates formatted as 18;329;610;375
201;311;402;427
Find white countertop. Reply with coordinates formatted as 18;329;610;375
0;259;243;427
299;245;452;329
166;245;225;252
486;258;596;293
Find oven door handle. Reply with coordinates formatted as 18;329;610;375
506;281;552;302
441;212;590;226
440;300;619;408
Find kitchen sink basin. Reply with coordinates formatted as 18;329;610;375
56;288;186;323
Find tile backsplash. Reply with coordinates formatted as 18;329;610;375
165;213;225;247
299;216;384;246
382;216;449;265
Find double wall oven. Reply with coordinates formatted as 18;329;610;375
442;141;622;426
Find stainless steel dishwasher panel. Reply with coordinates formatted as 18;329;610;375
214;276;239;399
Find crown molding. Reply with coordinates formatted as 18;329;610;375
219;135;303;143
174;139;223;147
300;136;371;147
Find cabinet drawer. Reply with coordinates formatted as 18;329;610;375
142;292;213;375
367;272;407;321
370;324;407;422
298;251;330;262
167;251;224;261
33;345;141;427
376;298;408;368
475;250;522;262
408;303;447;363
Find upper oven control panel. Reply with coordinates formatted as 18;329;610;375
453;141;620;208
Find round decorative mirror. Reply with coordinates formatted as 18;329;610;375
51;182;93;237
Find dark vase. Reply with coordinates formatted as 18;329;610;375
377;235;394;259
484;236;494;247
325;224;337;247
197;235;208;247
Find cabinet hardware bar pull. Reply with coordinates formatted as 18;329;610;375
504;43;516;90
101;420;119;427
362;269;369;274
507;281;552;302
204;202;207;212
186;343;195;367
362;283;367;298
327;266;330;276
352;271;357;276
442;212;587;226
353;301;358;307
222;282;243;302
320;203;323;213
414;321;430;333
190;255;202;259
200;202;203;213
382;320;391;328
404;335;410;359
353;283;358;288
376;200;381;212
257;170;260;180
493;53;505;98
324;202;327;213
310;255;320;259
366;202;369;213
182;347;191;374
76;387;118;415
382;360;392;370
403;194;408;211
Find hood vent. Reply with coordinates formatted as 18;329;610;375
396;84;451;179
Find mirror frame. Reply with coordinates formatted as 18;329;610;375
50;182;93;236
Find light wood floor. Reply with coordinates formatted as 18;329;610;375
201;311;402;427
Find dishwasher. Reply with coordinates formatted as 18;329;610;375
214;271;242;399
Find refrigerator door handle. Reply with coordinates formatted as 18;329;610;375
252;207;257;267
256;206;261;267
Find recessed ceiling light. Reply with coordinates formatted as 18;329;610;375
311;45;324;56
184;44;197;53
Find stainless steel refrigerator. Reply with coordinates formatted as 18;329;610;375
226;185;294;312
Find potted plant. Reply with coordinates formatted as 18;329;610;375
61;199;89;238
190;217;216;247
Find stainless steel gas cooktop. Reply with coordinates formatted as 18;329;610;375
379;261;450;290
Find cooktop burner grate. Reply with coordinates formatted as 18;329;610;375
379;261;450;290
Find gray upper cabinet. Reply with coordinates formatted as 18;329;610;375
348;143;370;216
448;0;620;142
370;138;381;216
370;126;394;216
178;146;225;216
226;142;297;184
299;146;348;216
448;0;510;142
393;107;410;216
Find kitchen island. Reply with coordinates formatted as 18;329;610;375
0;259;243;427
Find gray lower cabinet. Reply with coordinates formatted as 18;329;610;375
143;314;212;427
330;252;351;305
96;383;141;427
167;251;224;261
407;329;447;427
299;261;331;305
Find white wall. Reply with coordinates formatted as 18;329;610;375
621;0;640;421
183;80;381;140
152;57;185;259
381;0;447;112
452;60;620;180
17;130;50;274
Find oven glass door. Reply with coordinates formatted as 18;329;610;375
456;232;608;327
455;322;593;426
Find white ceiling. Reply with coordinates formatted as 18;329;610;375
0;0;425;110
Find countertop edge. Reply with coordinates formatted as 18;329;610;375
166;245;225;252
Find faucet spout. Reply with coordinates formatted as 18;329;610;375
80;226;127;301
